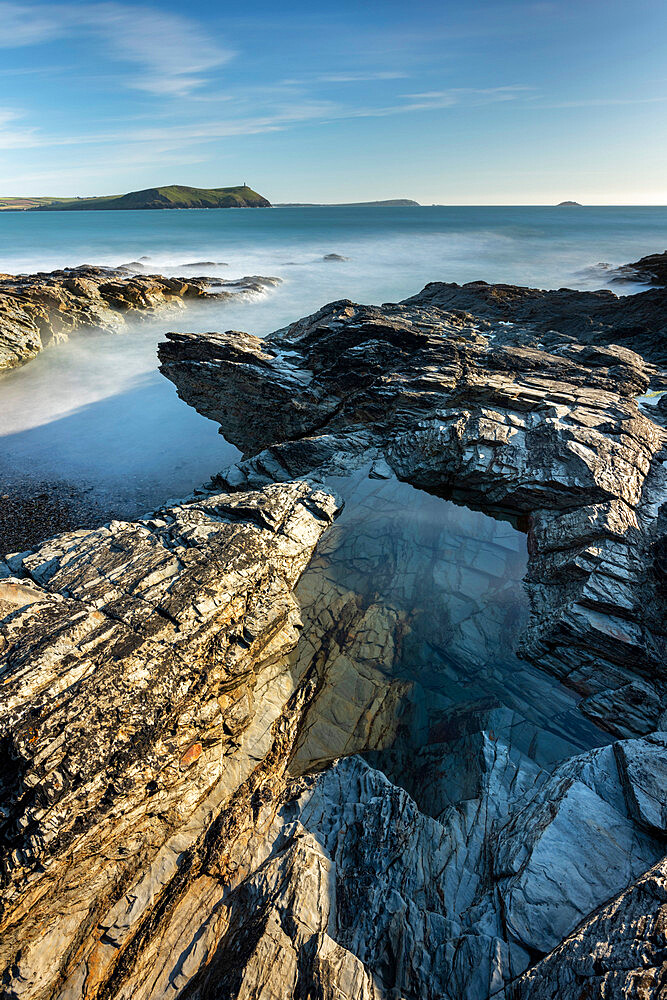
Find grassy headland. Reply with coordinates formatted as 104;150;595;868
0;184;271;211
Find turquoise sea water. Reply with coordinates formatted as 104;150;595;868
0;205;665;524
2;204;666;295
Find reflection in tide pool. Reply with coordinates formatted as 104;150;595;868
291;472;609;779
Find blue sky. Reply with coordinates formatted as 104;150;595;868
0;0;665;203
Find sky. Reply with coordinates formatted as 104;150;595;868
0;0;665;204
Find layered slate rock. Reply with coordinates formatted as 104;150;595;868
132;715;664;1000
159;285;667;737
613;250;667;289
260;732;666;1000
0;481;339;999
0;265;279;371
2;270;666;1000
509;857;667;999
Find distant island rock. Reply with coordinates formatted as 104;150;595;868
556;200;583;207
0;184;271;212
276;199;419;207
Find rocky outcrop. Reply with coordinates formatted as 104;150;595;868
614;250;667;288
2;265;666;1000
0;481;339;999
0;265;279;372
104;707;662;1000
220;728;666;1000
4;497;663;1000
159;285;667;738
510;856;667;999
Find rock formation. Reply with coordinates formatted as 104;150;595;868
159;283;667;738
1;267;666;999
621;250;667;288
0;481;339;998
0;265;279;372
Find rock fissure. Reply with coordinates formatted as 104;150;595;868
2;262;667;999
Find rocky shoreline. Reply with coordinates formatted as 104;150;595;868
0;264;279;372
160;273;667;739
1;254;666;999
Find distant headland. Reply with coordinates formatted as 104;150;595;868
276;199;420;207
0;184;271;211
556;200;583;207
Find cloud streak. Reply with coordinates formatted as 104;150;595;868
0;85;539;154
0;2;233;96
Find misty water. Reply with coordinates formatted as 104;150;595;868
0;205;665;530
0;206;635;758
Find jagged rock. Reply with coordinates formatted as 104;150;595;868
0;265;280;372
2;263;667;1000
612;250;667;289
0;481;339;999
165;718;665;1000
510;857;667;1000
159;285;667;737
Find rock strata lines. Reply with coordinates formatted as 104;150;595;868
159;283;667;738
0;265;279;372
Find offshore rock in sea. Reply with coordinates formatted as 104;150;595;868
0;265;280;372
159;279;667;739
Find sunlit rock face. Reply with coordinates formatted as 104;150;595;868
0;482;339;999
160;286;667;737
1;274;666;1000
0;265;279;372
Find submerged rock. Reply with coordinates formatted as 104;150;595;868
0;265;280;372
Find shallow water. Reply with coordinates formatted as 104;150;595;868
292;472;610;775
0;205;665;525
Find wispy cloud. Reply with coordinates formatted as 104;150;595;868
401;85;535;106
0;2;233;96
0;82;541;154
0;101;342;150
539;95;667;109
88;4;233;96
0;107;41;149
316;71;410;83
0;3;62;46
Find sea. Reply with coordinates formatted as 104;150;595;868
0;205;665;524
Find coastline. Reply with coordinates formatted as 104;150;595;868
1;247;665;554
1;247;665;999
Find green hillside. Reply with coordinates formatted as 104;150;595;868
0;197;72;211
0;185;271;211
